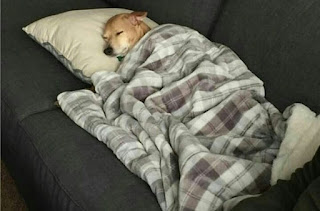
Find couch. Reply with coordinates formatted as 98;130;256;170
2;0;319;210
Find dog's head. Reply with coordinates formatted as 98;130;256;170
103;11;150;57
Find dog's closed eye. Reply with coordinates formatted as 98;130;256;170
116;31;124;36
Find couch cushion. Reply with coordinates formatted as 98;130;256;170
106;0;224;37
1;0;111;121
2;104;161;211
211;0;320;113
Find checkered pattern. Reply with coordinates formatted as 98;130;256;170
58;24;286;211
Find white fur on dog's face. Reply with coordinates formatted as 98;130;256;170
103;12;150;56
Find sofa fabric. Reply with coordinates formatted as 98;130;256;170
1;104;161;211
1;102;82;211
105;0;224;37
211;0;320;113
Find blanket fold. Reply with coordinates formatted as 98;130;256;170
58;24;287;210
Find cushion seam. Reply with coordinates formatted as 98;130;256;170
20;106;60;122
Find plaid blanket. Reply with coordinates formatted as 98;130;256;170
57;24;286;210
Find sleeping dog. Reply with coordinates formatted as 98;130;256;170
55;11;150;107
102;11;150;57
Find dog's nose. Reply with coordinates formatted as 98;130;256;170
104;47;113;55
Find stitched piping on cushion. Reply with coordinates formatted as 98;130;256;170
1;98;87;211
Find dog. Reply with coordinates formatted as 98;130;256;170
102;11;151;57
55;11;150;107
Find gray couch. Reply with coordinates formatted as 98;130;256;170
2;0;319;210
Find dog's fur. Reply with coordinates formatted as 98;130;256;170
102;11;150;56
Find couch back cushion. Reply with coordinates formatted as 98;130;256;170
211;0;320;112
106;0;224;37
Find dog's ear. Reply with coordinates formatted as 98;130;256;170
128;11;148;26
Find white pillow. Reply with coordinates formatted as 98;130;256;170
23;8;158;83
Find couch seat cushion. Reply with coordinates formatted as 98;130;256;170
18;109;161;210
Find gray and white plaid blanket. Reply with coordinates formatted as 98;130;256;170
58;24;286;210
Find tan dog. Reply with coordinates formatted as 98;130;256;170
103;11;151;56
55;12;150;107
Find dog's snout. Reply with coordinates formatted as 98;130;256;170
104;47;113;55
